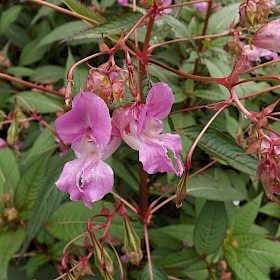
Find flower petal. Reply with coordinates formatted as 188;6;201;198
138;82;174;133
82;159;114;203
139;133;183;176
146;82;174;120
55;91;112;148
252;19;280;52
55;158;93;209
56;157;114;209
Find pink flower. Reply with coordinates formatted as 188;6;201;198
193;2;208;12
0;138;7;150
55;91;121;209
243;44;278;61
112;82;183;176
118;0;128;5
252;19;280;52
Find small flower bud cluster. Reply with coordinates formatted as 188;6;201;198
84;62;128;104
239;0;273;29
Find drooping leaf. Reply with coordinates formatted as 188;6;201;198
19;36;50;66
38;21;90;47
7;91;63;114
229;194;262;234
149;225;194;250
194;200;227;255
154;248;209;279
14;155;50;213
259;202;280;219
0;5;22;33
19;128;57;173
0;148;20;209
0;227;25;280
30;65;65;83
182;126;258;176
4;24;30;49
21;152;74;252
187;173;247;201
62;0;105;24
66;12;143;41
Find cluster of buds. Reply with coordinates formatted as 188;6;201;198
255;132;280;203
84;60;128;105
239;0;274;29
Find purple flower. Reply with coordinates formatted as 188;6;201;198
243;44;278;61
193;2;208;12
112;82;183;176
252;19;280;52
117;0;128;5
55;91;121;209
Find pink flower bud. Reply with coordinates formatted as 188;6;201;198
112;81;125;103
252;19;280;52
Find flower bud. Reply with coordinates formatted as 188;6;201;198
252;19;280;52
0;51;10;67
65;80;73;107
112;81;125;104
7;116;19;147
92;235;114;277
84;71;104;94
123;214;143;265
175;171;188;208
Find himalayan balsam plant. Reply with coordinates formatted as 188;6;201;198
2;0;280;279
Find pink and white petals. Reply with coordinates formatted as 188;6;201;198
112;82;184;176
252;19;280;52
55;91;112;148
56;157;113;209
139;133;183;176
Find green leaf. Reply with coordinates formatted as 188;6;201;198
30;65;65;83
19;36;50;66
0;227;25;280
163;14;196;49
62;0;105;24
225;244;270;280
38;21;90;47
19;128;57;173
6;66;37;78
187;173;247;201
0;148;20;208
260;202;280;219
194;201;227;255
182;126;258;176
21;152;74;252
149;225;194;250
14;155;50;212
0;6;22;33
229;194;262;234
45;200;142;245
138;263;168;280
26;254;49;280
4;24;30;49
208;4;240;34
154;248;209;279
31;0;62;25
67;12;143;40
106;157;139;191
8;91;63;114
237;239;280;268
